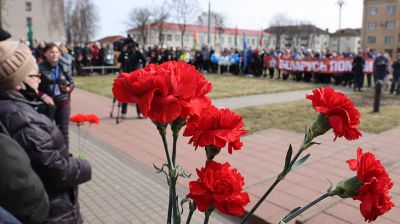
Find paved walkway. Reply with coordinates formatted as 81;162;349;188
71;88;399;224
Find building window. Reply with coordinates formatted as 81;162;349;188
184;35;189;41
367;36;376;44
166;34;172;42
220;37;224;43
387;21;395;30
387;5;395;14
368;22;376;30
26;1;32;11
370;6;377;15
26;17;32;26
251;38;255;45
175;34;180;41
385;36;393;44
228;36;231;43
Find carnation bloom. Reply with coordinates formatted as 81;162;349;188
183;105;248;154
306;87;362;141
112;61;212;123
69;113;87;125
85;114;100;125
186;161;250;216
345;148;395;222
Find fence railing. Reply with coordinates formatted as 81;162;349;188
81;65;120;75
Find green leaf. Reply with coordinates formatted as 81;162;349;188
291;154;311;170
304;141;321;150
180;198;191;214
283;144;293;174
283;207;301;220
176;165;192;178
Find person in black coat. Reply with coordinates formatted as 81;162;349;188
117;42;146;119
352;51;366;92
0;131;49;224
0;36;91;224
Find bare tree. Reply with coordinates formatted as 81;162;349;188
197;11;225;47
170;0;199;48
265;13;293;49
152;2;169;46
64;0;98;44
44;0;64;34
127;7;151;45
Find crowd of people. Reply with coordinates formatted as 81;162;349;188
23;35;400;95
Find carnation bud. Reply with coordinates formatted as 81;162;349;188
170;117;186;135
327;176;363;198
307;113;331;142
205;145;221;161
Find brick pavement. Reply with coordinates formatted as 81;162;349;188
70;126;238;224
71;88;400;224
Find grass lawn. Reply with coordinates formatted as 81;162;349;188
236;91;400;134
74;73;317;99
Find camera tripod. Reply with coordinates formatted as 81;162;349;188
109;98;123;124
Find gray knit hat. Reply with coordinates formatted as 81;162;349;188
0;41;38;90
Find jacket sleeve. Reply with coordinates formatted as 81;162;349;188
0;134;49;224
9;112;92;190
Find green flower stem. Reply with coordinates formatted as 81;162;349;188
203;214;210;224
241;146;307;224
281;193;330;223
158;127;173;170
203;207;214;224
172;131;179;165
81;124;91;153
167;190;172;224
171;177;179;224
77;125;81;154
156;125;177;223
185;209;194;224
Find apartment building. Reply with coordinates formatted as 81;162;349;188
265;24;331;52
330;28;361;53
128;22;272;50
1;0;65;43
361;0;399;56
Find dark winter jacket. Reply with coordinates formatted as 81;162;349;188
0;128;49;224
0;91;91;224
373;56;388;81
38;61;74;104
352;56;365;74
118;49;146;72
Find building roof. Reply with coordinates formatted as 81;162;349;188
128;22;268;36
95;35;125;44
265;24;330;35
331;28;361;37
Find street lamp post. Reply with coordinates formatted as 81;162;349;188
337;0;345;53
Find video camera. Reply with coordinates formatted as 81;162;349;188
114;34;138;52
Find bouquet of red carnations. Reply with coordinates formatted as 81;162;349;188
112;61;394;224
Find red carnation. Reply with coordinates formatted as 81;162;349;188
186;161;250;216
112;61;212;123
306;87;362;141
70;113;87;125
85;114;100;125
347;148;394;222
183;105;248;154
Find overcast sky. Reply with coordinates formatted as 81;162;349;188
93;0;363;40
